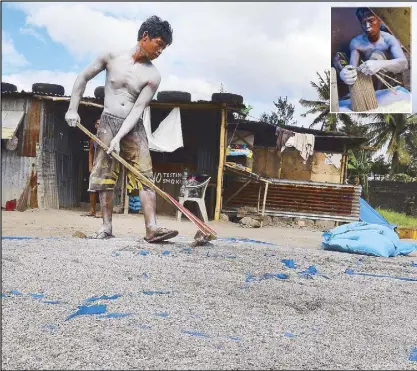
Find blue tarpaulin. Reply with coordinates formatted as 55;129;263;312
359;198;396;229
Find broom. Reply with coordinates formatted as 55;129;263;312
16;172;32;212
76;121;217;243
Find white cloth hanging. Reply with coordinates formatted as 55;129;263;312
142;106;184;152
282;132;315;163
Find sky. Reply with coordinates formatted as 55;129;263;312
2;2;415;128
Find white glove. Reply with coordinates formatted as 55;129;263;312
340;65;358;85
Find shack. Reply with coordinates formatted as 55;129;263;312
221;120;368;223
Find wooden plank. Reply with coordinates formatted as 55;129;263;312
22;100;41;157
215;105;227;221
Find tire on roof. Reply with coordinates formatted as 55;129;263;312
94;86;105;99
2;82;17;93
157;91;191;103
32;83;65;96
211;93;243;105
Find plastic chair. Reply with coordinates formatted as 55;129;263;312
176;177;211;223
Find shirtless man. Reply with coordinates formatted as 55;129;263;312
340;7;408;86
65;15;178;242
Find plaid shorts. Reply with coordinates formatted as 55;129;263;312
88;112;154;192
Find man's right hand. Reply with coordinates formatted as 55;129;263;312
340;65;358;85
65;110;80;127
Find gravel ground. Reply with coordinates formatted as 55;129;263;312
2;235;417;370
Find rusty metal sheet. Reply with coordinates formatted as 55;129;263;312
22;100;41;157
222;179;361;221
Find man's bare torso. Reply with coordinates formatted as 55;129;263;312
350;31;395;64
103;50;160;119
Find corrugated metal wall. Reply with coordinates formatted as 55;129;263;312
222;178;361;222
1;146;34;207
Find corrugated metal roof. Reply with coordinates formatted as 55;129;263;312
1;110;25;139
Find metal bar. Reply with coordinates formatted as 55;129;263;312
224;179;252;206
214;104;227;221
76;121;216;237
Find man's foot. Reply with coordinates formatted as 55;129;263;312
144;227;178;243
89;228;114;239
95;211;103;218
82;210;96;217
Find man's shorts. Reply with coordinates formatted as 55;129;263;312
88;112;154;193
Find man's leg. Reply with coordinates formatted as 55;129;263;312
95;190;114;237
139;188;157;238
88;191;96;216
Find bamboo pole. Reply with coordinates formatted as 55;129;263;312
260;182;269;228
214;104;227;221
76;121;217;238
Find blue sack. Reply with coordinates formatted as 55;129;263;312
322;222;417;257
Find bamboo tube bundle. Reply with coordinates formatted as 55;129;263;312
349;71;378;112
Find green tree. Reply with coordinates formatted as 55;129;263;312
367;113;417;176
347;149;372;200
370;155;390;180
260;96;297;127
299;70;361;132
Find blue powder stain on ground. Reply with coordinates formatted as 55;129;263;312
1;293;8;298
411;261;417;267
155;312;169;317
97;313;132;319
138;324;152;329
299;266;330;280
137;250;150;256
142;273;151;279
284;332;297;338
229;336;241;341
43;324;57;332
10;290;23;295
245;273;288;282
42;300;64;304
162;250;171;255
219;237;276;246
182;330;210;338
66;304;107;321
182;248;192;254
143;290;171;295
84;294;122;303
409;348;417;361
112;251;120;257
30;293;45;299
281;259;296;269
345;268;417;282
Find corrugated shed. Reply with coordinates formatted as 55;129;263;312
1;146;34;207
222;178;361;222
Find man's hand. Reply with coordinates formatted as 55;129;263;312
65;110;80;127
358;60;382;76
107;137;120;155
340;65;358;85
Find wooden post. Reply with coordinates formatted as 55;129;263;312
214;104;227;221
330;67;339;112
124;174;129;215
257;183;262;212
260;182;269;227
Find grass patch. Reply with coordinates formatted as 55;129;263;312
376;208;417;228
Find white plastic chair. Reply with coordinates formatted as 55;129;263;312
176;177;211;223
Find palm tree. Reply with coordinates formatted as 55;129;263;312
299;70;362;132
347;149;372;200
367;113;417;176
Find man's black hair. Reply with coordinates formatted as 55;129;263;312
356;7;373;22
138;15;173;45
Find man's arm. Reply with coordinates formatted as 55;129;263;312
65;53;109;127
359;33;408;75
106;73;161;154
340;39;360;85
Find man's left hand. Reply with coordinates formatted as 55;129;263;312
358;60;382;76
107;137;120;155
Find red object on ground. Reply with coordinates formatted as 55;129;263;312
5;199;17;211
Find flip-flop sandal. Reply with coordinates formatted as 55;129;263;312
81;212;96;217
89;231;115;240
144;228;179;243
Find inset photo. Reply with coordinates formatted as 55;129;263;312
331;6;412;113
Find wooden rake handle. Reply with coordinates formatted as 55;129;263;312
76;121;217;238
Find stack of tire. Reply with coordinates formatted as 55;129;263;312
2;82;18;93
32;83;65;96
129;195;142;213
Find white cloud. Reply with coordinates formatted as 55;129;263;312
19;27;46;43
3;70;105;97
2;32;29;73
6;2;416;121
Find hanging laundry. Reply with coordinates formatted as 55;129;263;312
275;127;295;151
281;133;315;163
142;106;184;152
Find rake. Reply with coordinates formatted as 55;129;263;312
76;122;217;243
